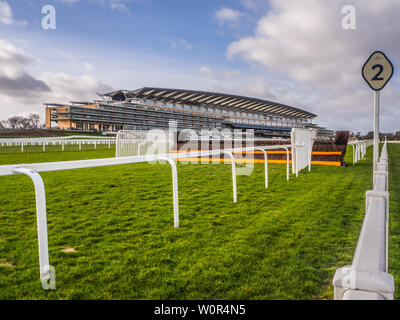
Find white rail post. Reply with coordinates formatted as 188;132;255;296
13;168;54;288
355;141;359;163
349;143;355;165
222;151;237;203
259;145;289;181
285;147;290;181
254;147;268;188
362;142;366;159
157;157;179;228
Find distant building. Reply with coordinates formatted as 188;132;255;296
305;123;336;140
45;87;333;139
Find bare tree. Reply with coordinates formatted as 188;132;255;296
21;117;33;129
5;113;41;129
7;116;24;129
29;113;40;128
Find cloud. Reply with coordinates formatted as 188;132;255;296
178;39;193;50
0;73;51;97
60;0;80;3
197;66;217;79
167;38;194;50
0;1;27;26
83;61;94;71
197;66;277;99
58;0;131;14
241;0;269;11
0;1;12;24
110;1;131;14
39;72;113;102
0;38;113;120
0;39;51;102
215;7;244;23
226;0;400;132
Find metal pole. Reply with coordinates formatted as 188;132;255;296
374;91;380;172
13;168;52;285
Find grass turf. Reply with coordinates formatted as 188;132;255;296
0;144;398;299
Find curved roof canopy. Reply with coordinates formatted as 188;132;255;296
100;87;316;120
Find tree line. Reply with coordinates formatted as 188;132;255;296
0;114;41;130
351;131;400;141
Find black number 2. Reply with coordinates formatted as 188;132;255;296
371;64;384;81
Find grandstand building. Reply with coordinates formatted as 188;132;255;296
45;87;332;138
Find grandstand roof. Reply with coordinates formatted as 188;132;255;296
100;87;316;120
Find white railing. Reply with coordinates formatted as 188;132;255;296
333;141;394;300
0;144;309;287
348;140;373;165
0;139;116;152
0;136;115;142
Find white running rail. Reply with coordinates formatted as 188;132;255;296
333;141;394;300
348;140;373;165
0;144;306;286
0;139;116;152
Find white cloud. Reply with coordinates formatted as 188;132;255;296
241;0;269;11
83;61;94;71
226;0;400;133
0;38;113;121
0;1;27;26
39;72;112;102
167;37;194;51
178;39;193;50
215;7;244;23
198;66;217;79
59;0;131;14
0;1;12;24
110;1;131;14
197;66;276;99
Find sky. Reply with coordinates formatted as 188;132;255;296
0;0;400;133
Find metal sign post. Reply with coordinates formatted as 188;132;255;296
373;91;380;171
362;51;393;171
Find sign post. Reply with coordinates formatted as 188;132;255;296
362;51;394;171
373;90;380;171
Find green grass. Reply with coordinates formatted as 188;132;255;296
0;145;397;299
388;143;400;299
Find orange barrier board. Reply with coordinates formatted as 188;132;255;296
174;157;342;166
171;150;342;156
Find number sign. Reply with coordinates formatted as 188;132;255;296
362;51;394;91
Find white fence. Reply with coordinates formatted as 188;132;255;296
333;141;394;300
348;140;373;165
0;141;313;287
0;128;314;288
291;128;316;174
116;130;172;158
0;138;116;152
